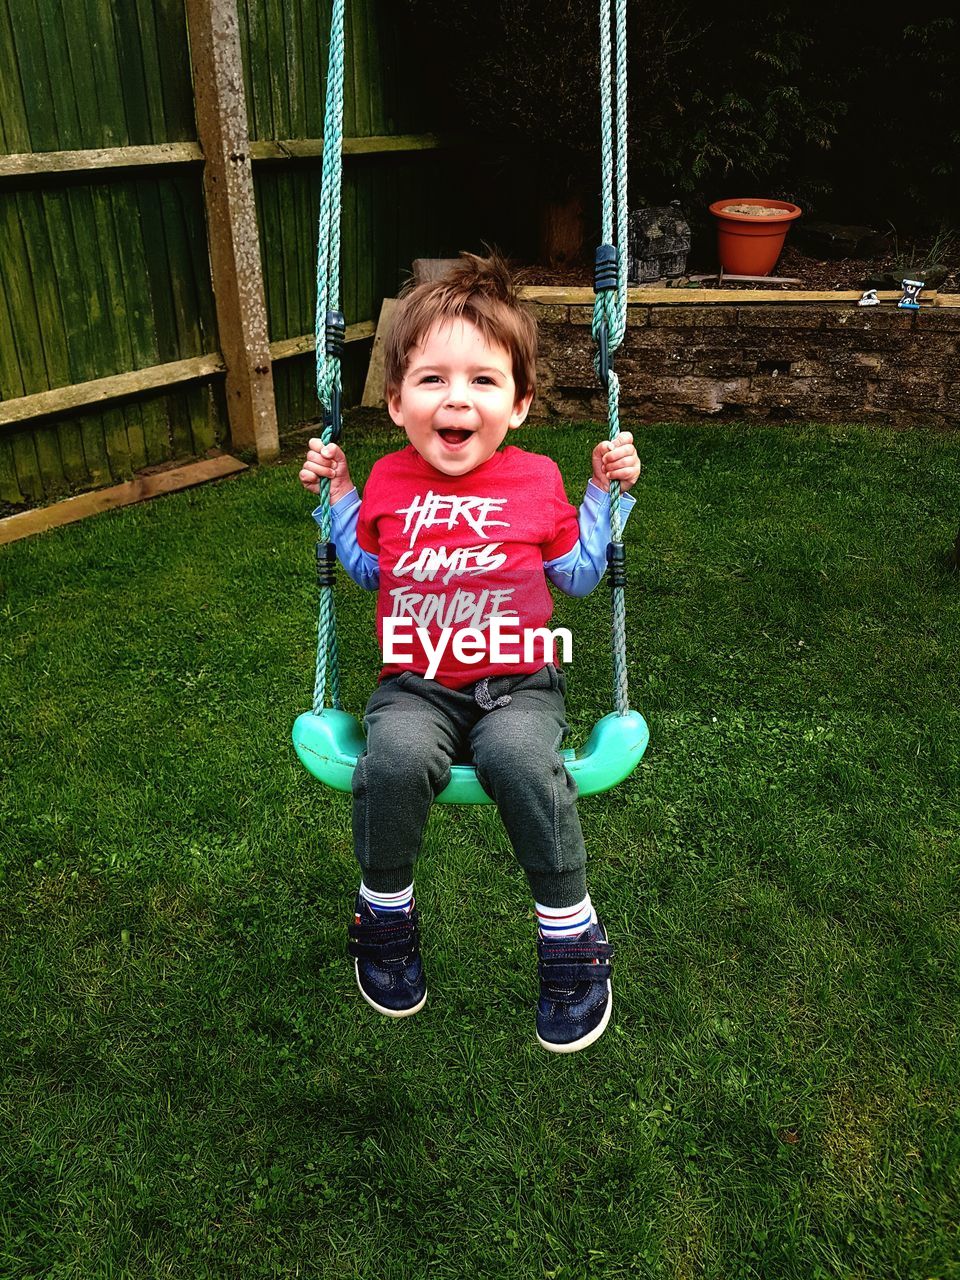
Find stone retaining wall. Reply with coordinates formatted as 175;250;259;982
529;303;959;428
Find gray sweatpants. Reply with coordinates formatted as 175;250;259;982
351;665;588;908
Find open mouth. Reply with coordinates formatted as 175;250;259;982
437;428;473;446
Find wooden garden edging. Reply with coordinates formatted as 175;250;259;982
0;454;247;546
519;287;958;307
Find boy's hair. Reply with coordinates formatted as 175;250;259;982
384;251;537;403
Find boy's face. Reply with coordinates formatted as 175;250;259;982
387;318;533;478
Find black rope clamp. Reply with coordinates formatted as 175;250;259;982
325;310;346;358
323;385;342;443
595;244;618;292
595;248;618;388
316;541;337;588
606;541;627;589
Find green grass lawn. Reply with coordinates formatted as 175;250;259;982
2;418;959;1279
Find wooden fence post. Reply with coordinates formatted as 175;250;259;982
185;0;279;462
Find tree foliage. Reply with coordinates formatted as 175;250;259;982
401;1;957;230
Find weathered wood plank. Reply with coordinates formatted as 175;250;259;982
7;0;58;149
0;255;25;398
65;185;117;381
111;181;174;371
100;405;133;482
361;297;396;408
364;0;385;134
122;402;149;474
264;0;289;141
95;187;137;372
241;0;270;141
79;411;112;487
0;143;203;179
15;189;72;390
35;0;82;148
55;418;89;489
288;0;307;139
340;0;356;137
298;0;321;138
31;422;68;496
0;135;456;179
112;0;157;145
519;286;946;306
249;133;455;160
350;0;372;138
0;354;225;427
158;171;206;359
269;321;375;362
184;382;219;456
0;322;376;431
355;163;374;322
341;166;359;323
38;187;83;384
9;430;43;503
0;453;247;545
153;0;198;140
0;433;22;504
0;0;31;153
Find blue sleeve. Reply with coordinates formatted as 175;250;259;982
544;480;636;598
312;489;380;590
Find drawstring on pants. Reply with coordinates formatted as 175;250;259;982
474;678;512;711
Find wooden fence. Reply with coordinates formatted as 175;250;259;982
0;0;491;507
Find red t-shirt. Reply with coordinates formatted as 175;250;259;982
357;445;579;686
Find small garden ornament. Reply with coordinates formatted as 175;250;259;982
898;279;924;310
858;289;881;306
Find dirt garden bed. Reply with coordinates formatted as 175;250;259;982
520;242;960;294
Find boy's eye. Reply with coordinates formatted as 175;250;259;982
474;376;495;385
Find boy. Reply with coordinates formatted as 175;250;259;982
299;253;640;1053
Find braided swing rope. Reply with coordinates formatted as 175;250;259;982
311;0;631;722
591;0;631;718
311;0;346;715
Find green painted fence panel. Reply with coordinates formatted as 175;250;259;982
0;0;195;151
0;0;513;508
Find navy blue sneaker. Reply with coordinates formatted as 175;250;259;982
536;921;613;1053
346;895;427;1017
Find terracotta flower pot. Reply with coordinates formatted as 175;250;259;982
709;198;802;276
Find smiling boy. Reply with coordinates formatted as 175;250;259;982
300;253;640;1052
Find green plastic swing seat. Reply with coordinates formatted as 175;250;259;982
292;706;649;805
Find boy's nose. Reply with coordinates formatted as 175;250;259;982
444;386;472;409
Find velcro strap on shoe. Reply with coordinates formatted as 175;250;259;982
347;918;419;963
348;938;416;963
538;961;612;985
537;939;613;964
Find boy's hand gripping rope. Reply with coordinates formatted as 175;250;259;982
311;0;347;716
592;0;630;718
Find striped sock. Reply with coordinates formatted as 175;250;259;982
535;893;597;940
359;882;414;916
